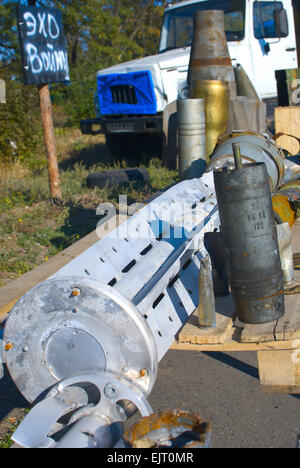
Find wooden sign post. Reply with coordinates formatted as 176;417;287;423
38;83;62;203
17;1;70;205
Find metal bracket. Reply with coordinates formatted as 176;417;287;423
12;372;153;448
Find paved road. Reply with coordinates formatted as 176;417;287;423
149;348;300;448
0;348;299;448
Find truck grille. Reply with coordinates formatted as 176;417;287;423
98;71;156;115
111;85;137;105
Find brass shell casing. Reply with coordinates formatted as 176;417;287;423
189;80;230;158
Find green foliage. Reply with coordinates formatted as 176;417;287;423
0;2;42;163
0;1;166;158
0;1;20;63
51;69;96;126
0;415;25;449
0;74;42;163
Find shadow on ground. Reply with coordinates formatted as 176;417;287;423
59;134;163;172
203;352;259;379
50;203;101;251
0;366;30;430
49;177;152;252
59;141;114;171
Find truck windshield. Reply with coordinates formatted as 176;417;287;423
159;0;246;53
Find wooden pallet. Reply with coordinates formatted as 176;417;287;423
171;220;300;394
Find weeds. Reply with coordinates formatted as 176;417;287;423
0;410;30;449
0;420;19;448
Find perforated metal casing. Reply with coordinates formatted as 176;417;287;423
4;174;219;403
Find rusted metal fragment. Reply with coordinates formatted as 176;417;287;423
272;194;295;227
278;180;300;202
124;410;212;448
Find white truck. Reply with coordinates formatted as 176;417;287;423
80;0;298;146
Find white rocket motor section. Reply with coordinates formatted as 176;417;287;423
3;173;219;406
3;173;219;448
53;172;218;362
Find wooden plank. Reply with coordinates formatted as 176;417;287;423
170;341;296;352
274;106;300;155
261;384;300;393
240;282;300;344
171;331;298;352
177;295;235;345
291;219;300;251
0;214;127;322
274;294;300;341
257;349;300;394
240;320;277;344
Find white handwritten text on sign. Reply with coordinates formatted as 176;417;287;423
17;5;70;85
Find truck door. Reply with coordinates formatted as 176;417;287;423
250;0;297;98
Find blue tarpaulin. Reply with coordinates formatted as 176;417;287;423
97;71;157;115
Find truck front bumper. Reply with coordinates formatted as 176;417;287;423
80;115;163;136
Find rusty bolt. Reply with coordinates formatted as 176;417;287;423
72;288;81;297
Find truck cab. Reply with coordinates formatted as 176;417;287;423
81;0;298;142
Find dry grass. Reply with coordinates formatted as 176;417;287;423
0;160;32;182
55;127;106;161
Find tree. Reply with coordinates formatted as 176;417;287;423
0;1;41;163
0;0;166;146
